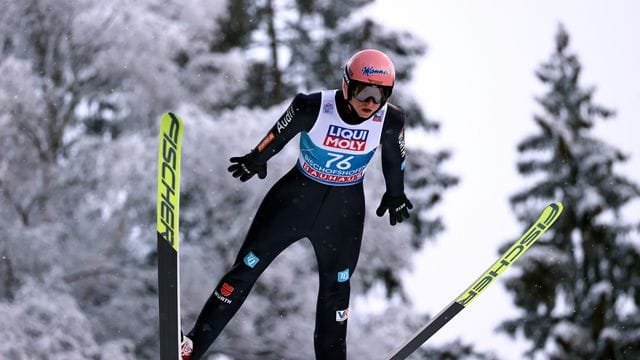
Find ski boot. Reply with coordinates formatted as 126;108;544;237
180;334;193;360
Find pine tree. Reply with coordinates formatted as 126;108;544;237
200;0;429;120
499;24;640;359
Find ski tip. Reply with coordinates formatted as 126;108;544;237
542;202;564;226
164;112;183;124
550;201;563;210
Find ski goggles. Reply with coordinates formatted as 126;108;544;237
350;82;392;104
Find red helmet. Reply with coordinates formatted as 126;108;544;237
342;49;395;104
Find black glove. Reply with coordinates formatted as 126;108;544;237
228;151;267;182
376;192;413;226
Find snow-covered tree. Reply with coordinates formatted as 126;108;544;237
186;0;431;124
0;0;226;358
0;0;462;358
499;24;640;359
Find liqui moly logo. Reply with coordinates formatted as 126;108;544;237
324;125;369;152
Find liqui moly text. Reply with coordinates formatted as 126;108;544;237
323;125;369;152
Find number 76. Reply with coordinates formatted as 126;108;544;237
325;153;354;170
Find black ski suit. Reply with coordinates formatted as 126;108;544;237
188;90;408;360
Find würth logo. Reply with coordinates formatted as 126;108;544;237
220;282;235;297
214;282;235;304
324;125;369;152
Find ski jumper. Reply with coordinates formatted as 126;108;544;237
187;90;407;360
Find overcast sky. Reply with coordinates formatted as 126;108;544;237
365;1;640;358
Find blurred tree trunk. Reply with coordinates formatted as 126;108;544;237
265;0;284;103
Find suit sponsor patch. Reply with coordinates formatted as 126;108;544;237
336;308;349;322
323;125;369;152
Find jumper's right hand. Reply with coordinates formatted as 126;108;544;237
228;151;267;182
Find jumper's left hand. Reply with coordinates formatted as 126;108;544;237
375;192;413;226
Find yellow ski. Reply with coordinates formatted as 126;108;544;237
388;202;564;360
157;112;184;360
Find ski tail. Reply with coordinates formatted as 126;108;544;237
157;112;184;360
388;202;564;360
